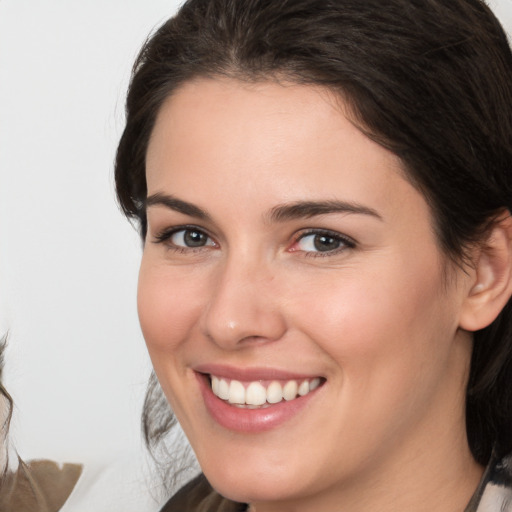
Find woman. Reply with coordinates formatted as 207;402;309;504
115;0;512;510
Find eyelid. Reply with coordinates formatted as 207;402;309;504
152;224;217;248
289;228;356;256
151;225;355;257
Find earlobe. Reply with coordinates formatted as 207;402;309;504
459;213;512;332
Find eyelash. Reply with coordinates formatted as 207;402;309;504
152;225;217;253
290;229;356;258
152;226;356;257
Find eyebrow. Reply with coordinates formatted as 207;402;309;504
145;192;211;220
145;193;382;223
268;200;383;223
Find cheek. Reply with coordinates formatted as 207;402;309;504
137;259;206;355
293;256;456;398
137;258;209;430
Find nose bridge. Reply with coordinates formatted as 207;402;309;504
201;248;287;348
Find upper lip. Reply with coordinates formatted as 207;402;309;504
193;363;323;382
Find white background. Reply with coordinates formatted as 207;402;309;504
0;0;182;467
0;0;511;479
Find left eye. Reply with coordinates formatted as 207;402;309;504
293;232;353;253
170;228;215;248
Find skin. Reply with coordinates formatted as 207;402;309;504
139;78;483;511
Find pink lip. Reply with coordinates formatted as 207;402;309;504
194;363;321;382
194;368;324;433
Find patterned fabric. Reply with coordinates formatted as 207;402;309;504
467;452;512;512
161;452;512;512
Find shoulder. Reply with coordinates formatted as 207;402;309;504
160;473;246;512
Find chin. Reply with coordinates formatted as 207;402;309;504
207;471;298;505
199;450;313;505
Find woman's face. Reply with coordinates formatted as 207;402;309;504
140;78;474;507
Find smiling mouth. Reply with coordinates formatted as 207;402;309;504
208;375;324;408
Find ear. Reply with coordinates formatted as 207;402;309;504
459;212;512;332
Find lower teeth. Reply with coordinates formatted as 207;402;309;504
232;402;272;409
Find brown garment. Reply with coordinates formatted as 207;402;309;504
0;459;82;512
160;474;246;512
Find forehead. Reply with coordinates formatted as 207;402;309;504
143;78;443;255
146;78;405;198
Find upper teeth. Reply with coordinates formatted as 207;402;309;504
210;375;321;406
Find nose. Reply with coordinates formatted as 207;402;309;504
201;255;287;349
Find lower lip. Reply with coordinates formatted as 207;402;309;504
196;373;322;433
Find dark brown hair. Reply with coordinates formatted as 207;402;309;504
0;336;13;480
115;0;512;469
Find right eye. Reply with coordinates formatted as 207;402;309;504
154;227;216;250
171;228;215;248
